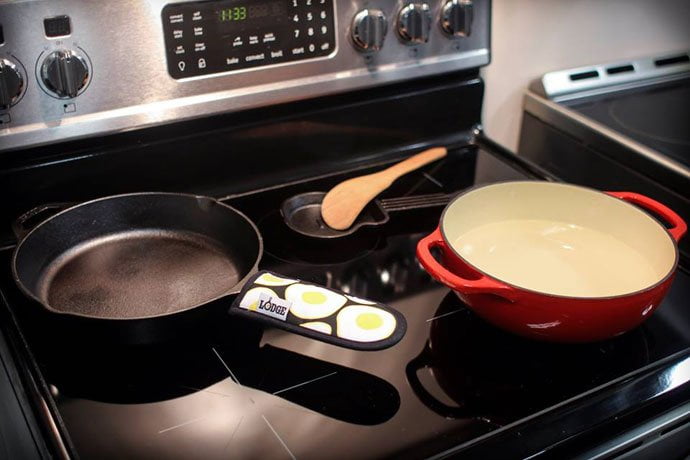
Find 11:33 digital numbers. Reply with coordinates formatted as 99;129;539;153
218;6;247;21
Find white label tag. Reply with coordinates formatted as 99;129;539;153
252;293;291;321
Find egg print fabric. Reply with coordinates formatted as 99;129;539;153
254;272;299;286
285;283;347;319
229;271;407;350
336;305;397;343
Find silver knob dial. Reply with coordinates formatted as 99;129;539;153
0;58;24;109
397;3;431;44
351;9;387;52
441;0;474;37
41;50;89;99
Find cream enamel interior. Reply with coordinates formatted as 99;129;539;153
441;182;676;298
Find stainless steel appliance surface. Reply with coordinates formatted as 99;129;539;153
0;0;488;151
520;51;690;262
2;2;690;459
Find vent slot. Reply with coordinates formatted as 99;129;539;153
654;54;689;67
569;70;599;81
606;64;634;75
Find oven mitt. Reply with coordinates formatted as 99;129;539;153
229;271;406;351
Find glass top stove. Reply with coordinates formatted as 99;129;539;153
569;77;690;168
1;146;689;459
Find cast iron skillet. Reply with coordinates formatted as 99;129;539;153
12;192;407;349
12;192;262;345
281;191;452;238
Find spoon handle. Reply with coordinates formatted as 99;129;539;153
321;146;448;230
377;147;447;183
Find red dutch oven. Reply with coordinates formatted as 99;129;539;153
417;182;687;342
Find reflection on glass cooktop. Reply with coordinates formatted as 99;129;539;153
1;147;690;459
409;293;652;425
570;78;690;167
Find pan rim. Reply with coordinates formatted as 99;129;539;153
11;191;263;321
437;180;681;300
280;191;389;239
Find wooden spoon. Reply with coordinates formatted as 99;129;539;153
321;147;448;230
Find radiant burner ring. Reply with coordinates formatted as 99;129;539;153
609;86;690;147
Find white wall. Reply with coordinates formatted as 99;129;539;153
482;0;690;151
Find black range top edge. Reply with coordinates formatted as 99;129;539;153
1;144;690;459
567;77;690;169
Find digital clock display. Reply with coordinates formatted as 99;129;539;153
218;6;246;21
217;3;285;23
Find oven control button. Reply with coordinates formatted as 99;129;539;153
397;3;431;44
351;9;387;52
41;50;89;99
0;58;24;109
441;0;473;37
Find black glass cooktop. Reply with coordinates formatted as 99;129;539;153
570;77;690;168
1;147;690;459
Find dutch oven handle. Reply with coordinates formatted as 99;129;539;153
416;227;521;302
12;202;74;240
605;192;687;242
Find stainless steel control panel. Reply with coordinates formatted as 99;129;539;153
0;0;490;152
162;0;337;78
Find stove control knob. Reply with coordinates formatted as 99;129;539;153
441;0;474;37
0;58;24;109
351;9;387;52
41;50;89;98
397;3;431;44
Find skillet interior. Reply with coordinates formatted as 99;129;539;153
13;193;262;319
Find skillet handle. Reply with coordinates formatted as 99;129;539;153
605;192;687;242
416;227;519;301
229;271;407;351
12;202;74;240
379;193;453;212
